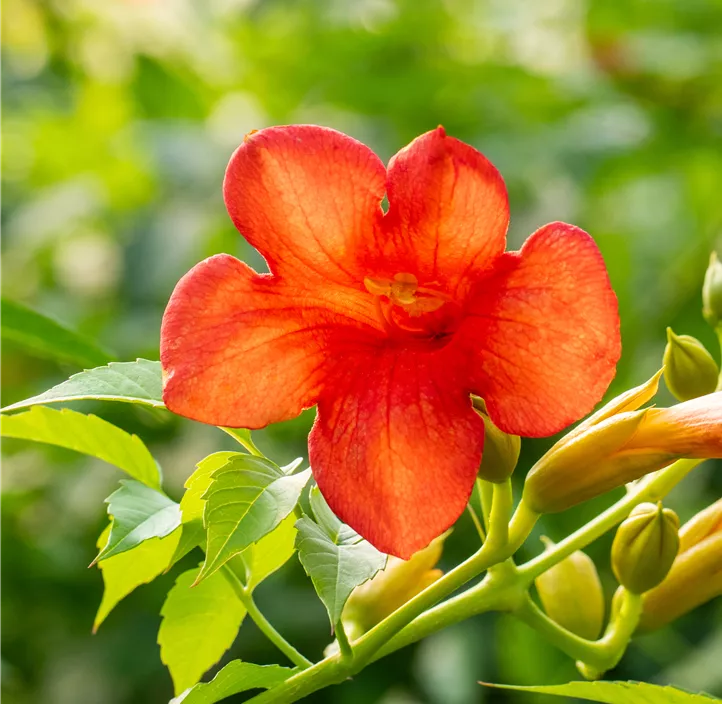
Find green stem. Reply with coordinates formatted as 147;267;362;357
466;504;486;542
516;458;701;585
344;480;532;670
220;427;264;457
222;566;313;669
513;589;643;677
335;621;354;661
479;479;495;531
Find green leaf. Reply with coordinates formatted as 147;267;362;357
241;513;298;591
198;455;311;583
170;452;243;566
1;359;163;413
0;406;162;489
296;489;387;626
93;524;180;632
159;566;247;696
309;484;359;544
1;297;114;368
482;681;720;703
169;660;291;704
95;481;181;562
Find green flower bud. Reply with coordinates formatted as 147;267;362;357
611;502;680;594
473;398;521;483
535;538;605;640
703;251;722;328
663;328;719;402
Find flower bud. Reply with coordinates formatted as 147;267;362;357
702;251;722;328
639;499;722;631
663;328;719;402
522;380;722;515
342;533;446;633
611;502;679;594
473;398;521;483
535;538;605;640
523;409;649;514
678;497;722;552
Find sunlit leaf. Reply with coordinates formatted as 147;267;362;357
241;513;298;591
170;660;292;704
1;297;114;368
296;488;387;626
482;681;719;703
197;455;311;583
0;406;162;488
93;524;180;632
170;452;242;566
159;566;246;696
1;359;163;413
95;481;181;562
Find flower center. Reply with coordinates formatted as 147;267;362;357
364;273;459;343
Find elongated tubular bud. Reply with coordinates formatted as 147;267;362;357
523;410;650;514
639;532;722;631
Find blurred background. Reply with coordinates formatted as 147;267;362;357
2;0;722;702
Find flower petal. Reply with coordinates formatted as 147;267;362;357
224;125;386;287
464;222;621;437
374;127;509;295
309;344;484;559
161;254;377;428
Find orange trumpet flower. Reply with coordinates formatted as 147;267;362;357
160;125;620;557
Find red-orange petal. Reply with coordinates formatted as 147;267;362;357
463;222;621;437
161;254;378;428
309;343;484;559
224;125;386;287
370;127;509;296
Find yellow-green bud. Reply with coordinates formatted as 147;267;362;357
473;398;521;483
535;538;605;640
342;533;446;633
663;328;719;402
523;410;648;514
611;502;680;594
702;251;722;328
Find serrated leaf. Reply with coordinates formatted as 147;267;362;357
170;660;291;704
1;359;163;413
93;524;180;632
1;406;162;488
170;452;243;566
241;513;298;591
482;681;719;703
95;481;181;562
198;456;311;583
309;486;358;544
159;566;247;695
295;509;387;626
1;297;114;368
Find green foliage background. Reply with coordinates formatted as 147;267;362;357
2;0;722;702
